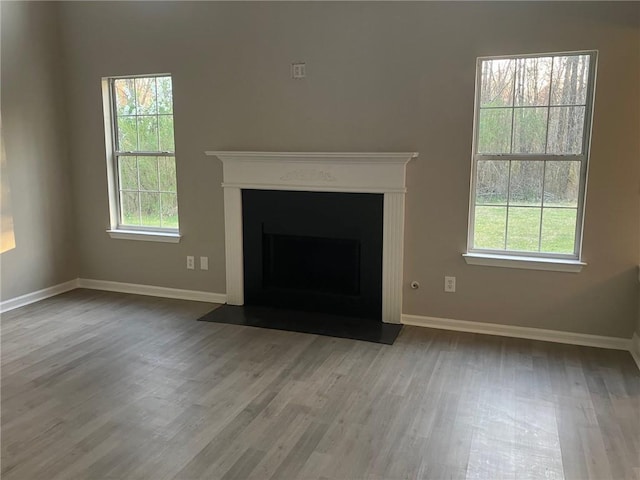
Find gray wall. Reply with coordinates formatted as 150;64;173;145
0;1;77;301
51;2;640;338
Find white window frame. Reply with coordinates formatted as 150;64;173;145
464;51;597;272
102;73;181;243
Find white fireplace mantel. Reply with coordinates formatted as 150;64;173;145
205;151;418;324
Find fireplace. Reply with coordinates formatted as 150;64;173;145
205;151;418;324
242;189;383;319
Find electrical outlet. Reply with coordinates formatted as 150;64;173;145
187;256;195;270
444;276;456;293
200;256;209;271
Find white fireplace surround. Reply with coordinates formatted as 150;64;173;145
205;151;419;324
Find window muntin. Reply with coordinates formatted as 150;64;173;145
469;52;596;259
110;75;178;231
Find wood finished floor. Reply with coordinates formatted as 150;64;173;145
1;289;639;480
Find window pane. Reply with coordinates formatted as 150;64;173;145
470;53;593;258
476;160;508;205
474;206;506;250
514;57;552;106
158;157;177;192
138;156;158;191
137;116;159;151
540;208;577;254
158;116;175;152
110;75;179;232
547;106;585;154
161;193;179;228
551;55;590;106
135;77;157;115
120;191;140;226
477;108;512;154
480;59;515;107
118;156;138;190
512;107;548;154
506;207;541;252
157;76;173;114
509;161;544;206
114;78;136;116
544;161;581;207
117;116;137;151
140;192;161;227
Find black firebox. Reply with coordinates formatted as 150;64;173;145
242;190;383;320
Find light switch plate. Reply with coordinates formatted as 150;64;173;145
292;63;306;79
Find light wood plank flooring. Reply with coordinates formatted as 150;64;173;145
2;289;639;479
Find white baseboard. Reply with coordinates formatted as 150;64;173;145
631;333;640;370
76;278;226;304
0;279;79;313
2;279;636;371
402;314;632;351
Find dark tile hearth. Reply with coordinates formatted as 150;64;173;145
197;305;402;345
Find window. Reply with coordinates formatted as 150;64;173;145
467;52;596;267
103;74;179;241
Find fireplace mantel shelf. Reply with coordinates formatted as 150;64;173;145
206;151;418;194
205;151;418;163
207;151;419;324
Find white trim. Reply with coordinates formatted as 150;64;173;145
382;192;406;324
206;151;418;164
77;279;226;304
463;252;586;272
631;333;640;371
208;151;417;194
1;279;637;370
223;187;244;305
402;314;631;351
0;279;79;313
102;78;119;229
220;183;407;194
107;229;181;243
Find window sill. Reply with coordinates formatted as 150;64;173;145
462;253;585;273
107;229;181;243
